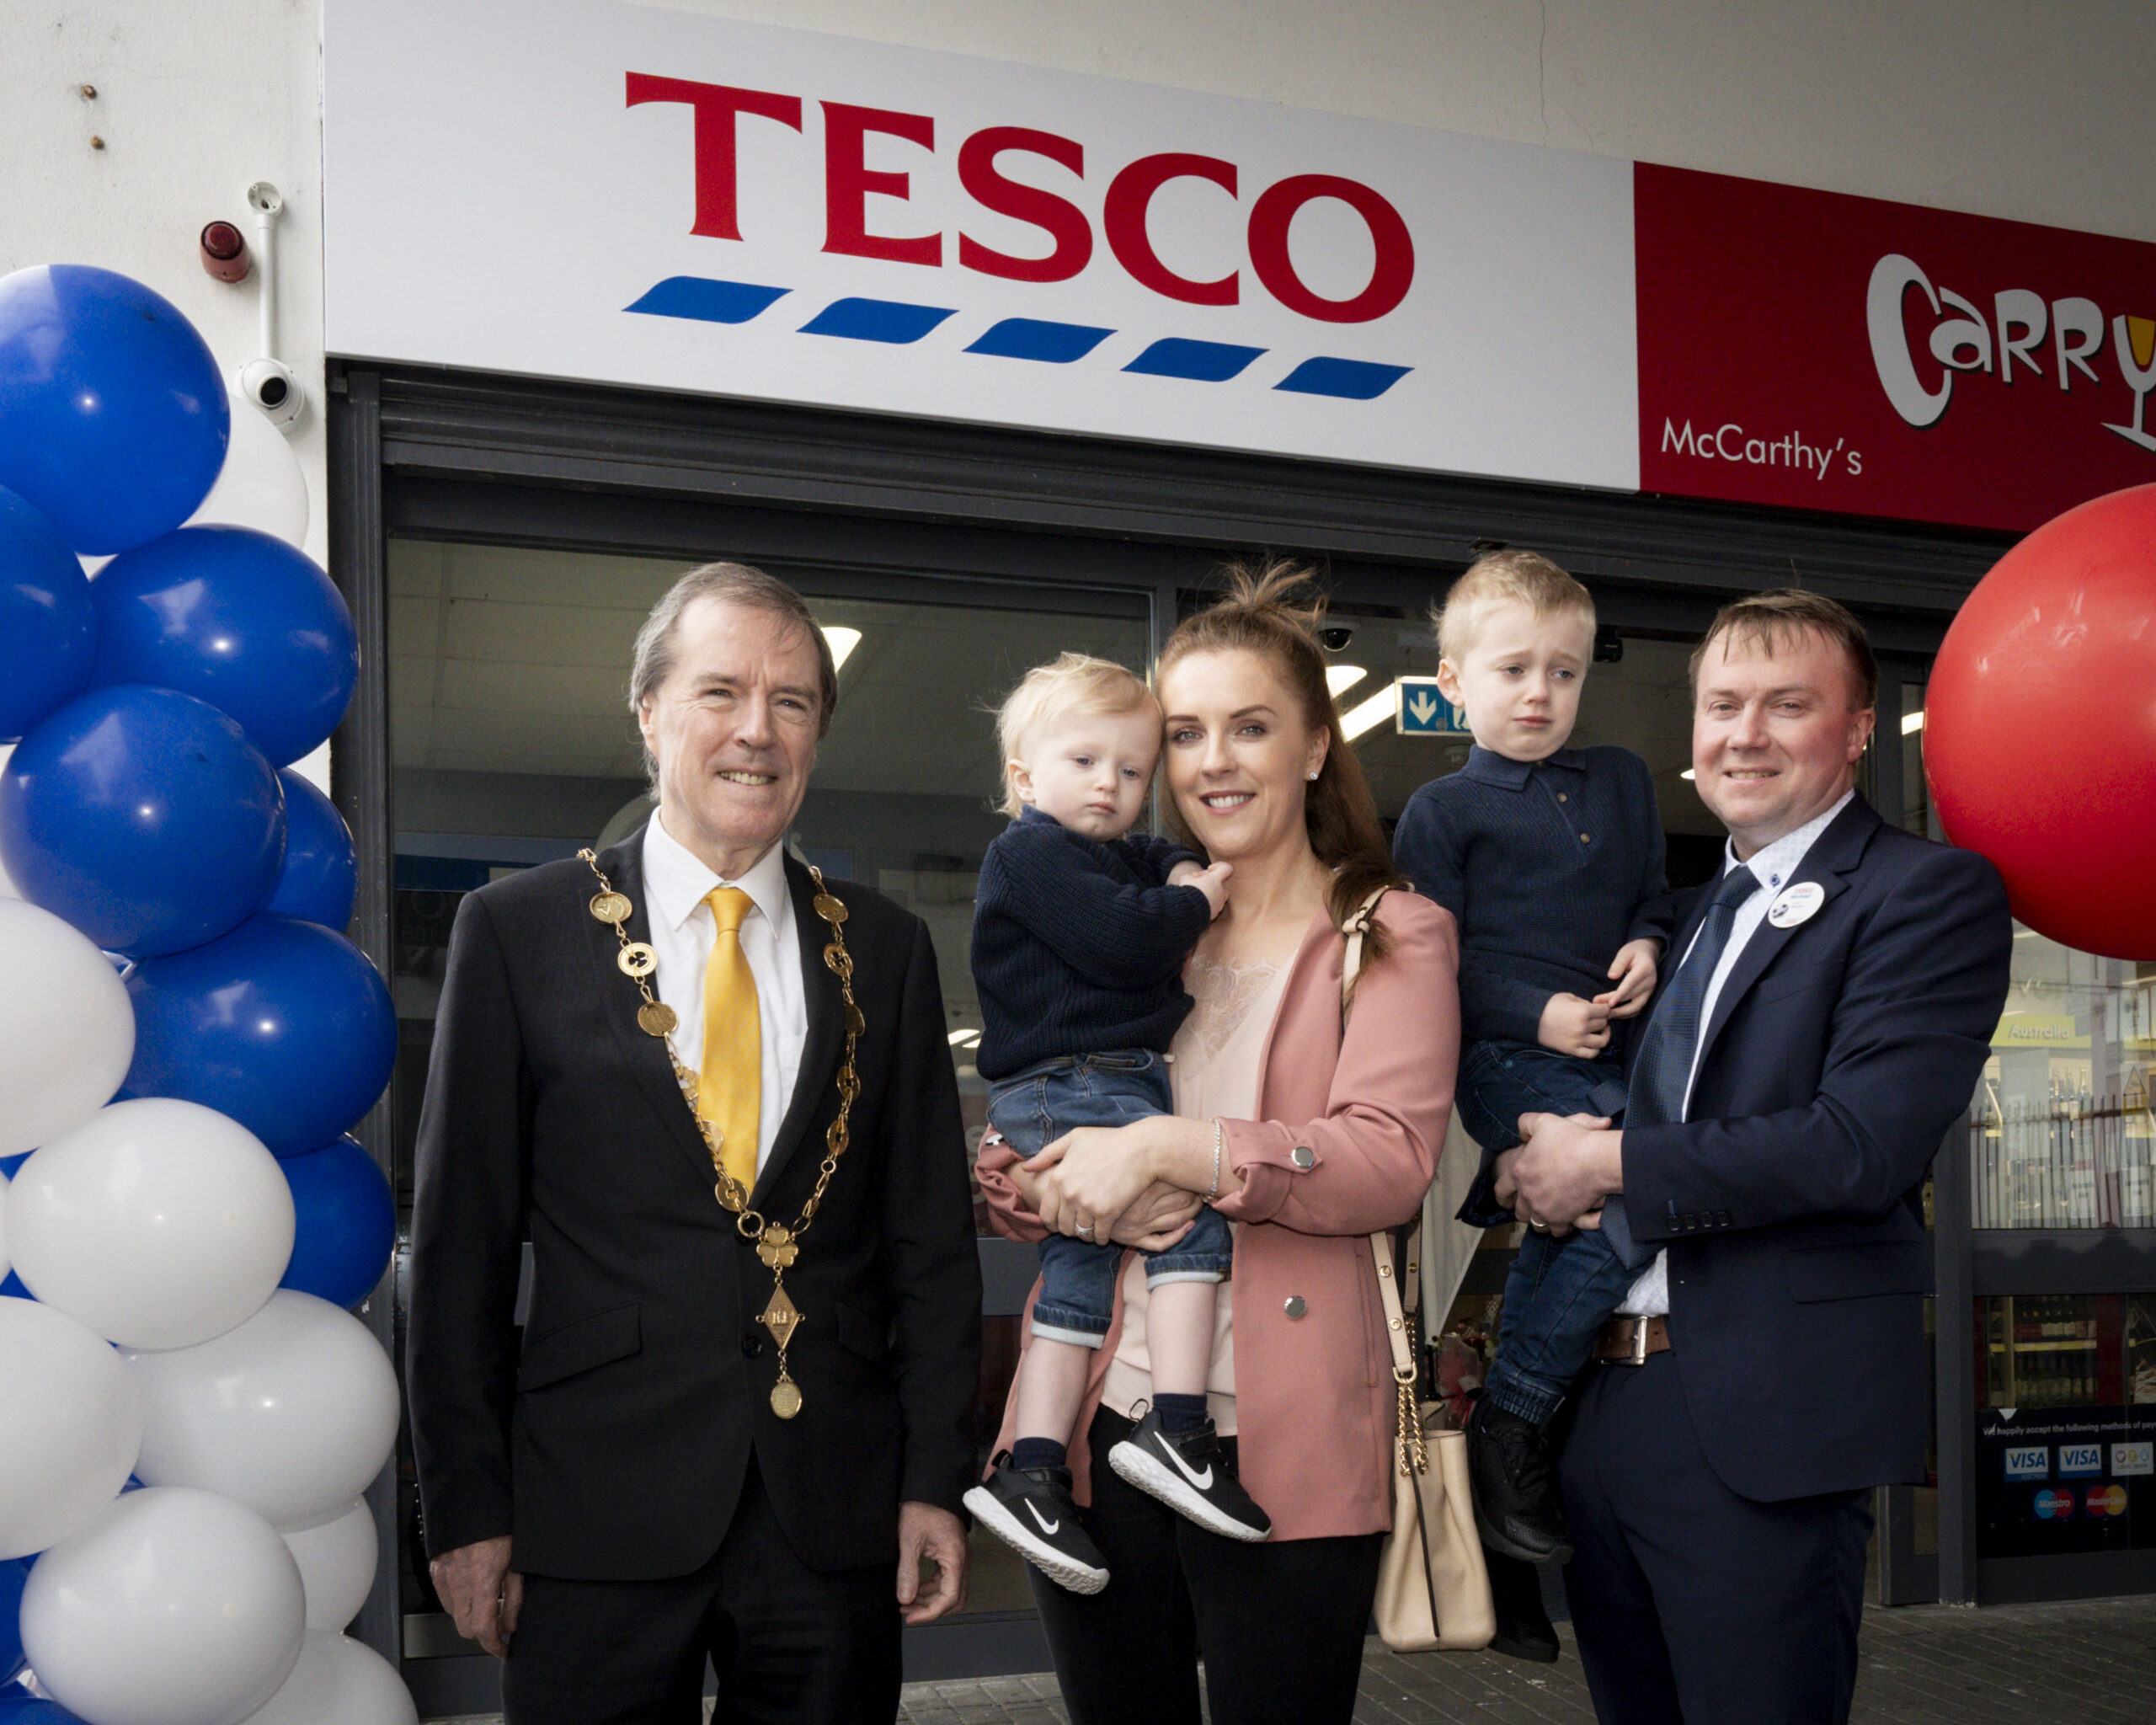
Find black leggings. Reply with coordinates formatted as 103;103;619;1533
1029;1406;1385;1725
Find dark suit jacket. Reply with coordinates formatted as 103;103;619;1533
405;830;981;1580
1619;796;2009;1503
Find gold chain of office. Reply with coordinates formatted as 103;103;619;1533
578;847;865;1421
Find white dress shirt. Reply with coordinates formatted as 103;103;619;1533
1618;790;1854;1316
641;812;808;1177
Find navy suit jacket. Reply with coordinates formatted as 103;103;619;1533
1619;795;2009;1502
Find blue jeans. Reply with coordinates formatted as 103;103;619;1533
1454;1039;1635;1425
988;1050;1233;1349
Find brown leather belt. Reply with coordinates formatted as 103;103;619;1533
1592;1315;1671;1364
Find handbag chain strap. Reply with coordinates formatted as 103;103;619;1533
1341;888;1432;1481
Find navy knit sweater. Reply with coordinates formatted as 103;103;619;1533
970;807;1211;1081
1391;745;1677;1048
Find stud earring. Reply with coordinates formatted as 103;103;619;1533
1307;769;1319;780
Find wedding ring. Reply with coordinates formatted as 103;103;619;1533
1077;1224;1095;1240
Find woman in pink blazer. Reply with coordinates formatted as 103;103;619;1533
977;564;1460;1725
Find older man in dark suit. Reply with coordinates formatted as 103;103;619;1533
1502;590;2011;1725
407;563;981;1724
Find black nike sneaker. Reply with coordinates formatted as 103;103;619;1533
1466;1397;1575;1565
1107;1407;1272;1541
963;1453;1110;1594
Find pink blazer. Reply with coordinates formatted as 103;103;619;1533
976;889;1460;1541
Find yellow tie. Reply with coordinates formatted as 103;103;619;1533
698;886;761;1195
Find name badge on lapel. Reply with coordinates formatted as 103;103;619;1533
1766;881;1825;928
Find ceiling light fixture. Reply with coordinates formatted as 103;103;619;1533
1901;710;1924;735
1679;768;1697;781
1326;664;1369;698
823;626;862;672
947;1028;980;1048
1341;683;1397;742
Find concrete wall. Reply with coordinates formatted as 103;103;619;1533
0;2;327;569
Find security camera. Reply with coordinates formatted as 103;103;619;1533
1317;622;1357;651
240;356;303;428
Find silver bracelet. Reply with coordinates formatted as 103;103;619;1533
1206;1119;1223;1203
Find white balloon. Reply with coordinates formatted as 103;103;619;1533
0;1296;142;1560
280;1500;376;1632
235;1632;416;1725
21;1486;305;1725
123;1291;400;1530
9;1099;293;1348
0;899;136;1158
185;386;309;548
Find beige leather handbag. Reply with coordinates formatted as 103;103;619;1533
1341;889;1495;1654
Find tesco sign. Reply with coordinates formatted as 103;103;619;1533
325;0;1639;494
328;0;2156;534
625;75;1415;324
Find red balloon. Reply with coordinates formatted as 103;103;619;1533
1925;483;2156;959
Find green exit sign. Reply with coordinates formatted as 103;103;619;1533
1396;677;1471;735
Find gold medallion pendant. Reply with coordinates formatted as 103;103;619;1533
579;848;865;1424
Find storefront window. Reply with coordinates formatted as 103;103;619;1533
1968;933;2156;1229
1974;1293;2156;1559
1897;692;2156;1230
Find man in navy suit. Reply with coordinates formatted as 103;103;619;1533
1499;590;2011;1724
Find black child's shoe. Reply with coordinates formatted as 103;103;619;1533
1467;1397;1575;1565
964;1453;1111;1594
1107;1407;1272;1542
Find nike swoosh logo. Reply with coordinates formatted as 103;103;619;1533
1158;1436;1213;1492
1024;1501;1060;1535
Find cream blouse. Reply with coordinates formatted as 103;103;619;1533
1099;953;1293;1434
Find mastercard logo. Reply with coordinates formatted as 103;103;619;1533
2086;1484;2129;1518
2033;1487;2075;1519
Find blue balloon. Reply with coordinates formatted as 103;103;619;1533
266;770;357;929
0;1556;27;1685
0;266;228;555
0;487;93;742
280;1135;396;1308
122;914;395;1155
88;526;358;766
0;1691;87;1723
0;685;285;955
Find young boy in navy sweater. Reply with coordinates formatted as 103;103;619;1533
963;653;1270;1595
1392;552;1674;1571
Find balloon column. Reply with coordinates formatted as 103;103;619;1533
1924;482;2156;960
0;267;413;1725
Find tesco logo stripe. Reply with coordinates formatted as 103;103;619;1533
625;276;790;325
798;296;955;344
621;274;1414;398
964;319;1113;365
1124;339;1266;383
1278;358;1413;401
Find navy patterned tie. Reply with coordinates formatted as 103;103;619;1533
1598;865;1762;1267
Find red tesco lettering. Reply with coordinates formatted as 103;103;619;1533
626;73;1413;324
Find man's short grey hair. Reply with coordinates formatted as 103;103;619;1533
627;563;839;785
